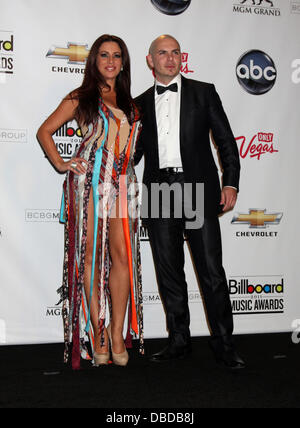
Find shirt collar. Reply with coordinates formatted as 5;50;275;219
155;74;182;89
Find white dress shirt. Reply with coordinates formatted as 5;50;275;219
155;74;182;169
155;74;236;192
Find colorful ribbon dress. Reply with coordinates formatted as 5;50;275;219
58;99;144;369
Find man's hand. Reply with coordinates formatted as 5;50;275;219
220;187;238;213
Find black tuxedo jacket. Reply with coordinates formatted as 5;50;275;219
134;76;240;217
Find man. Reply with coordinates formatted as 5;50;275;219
134;35;245;369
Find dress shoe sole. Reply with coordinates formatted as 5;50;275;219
150;352;191;363
217;360;246;371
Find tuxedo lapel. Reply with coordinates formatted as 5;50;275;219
180;76;190;163
146;85;159;167
148;86;158;141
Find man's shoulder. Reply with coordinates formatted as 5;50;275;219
182;76;215;91
134;86;154;106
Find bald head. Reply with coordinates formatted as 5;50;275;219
149;35;181;55
147;35;182;84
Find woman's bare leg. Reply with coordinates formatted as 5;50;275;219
84;189;109;354
108;213;131;354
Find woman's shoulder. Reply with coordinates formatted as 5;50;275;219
63;90;79;108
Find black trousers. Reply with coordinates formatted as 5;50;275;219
146;171;234;355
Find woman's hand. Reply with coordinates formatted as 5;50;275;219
56;157;88;175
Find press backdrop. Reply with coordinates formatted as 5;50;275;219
1;0;300;345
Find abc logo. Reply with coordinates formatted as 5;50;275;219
151;0;191;15
292;59;300;84
236;50;277;95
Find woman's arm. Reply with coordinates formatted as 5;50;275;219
37;97;87;175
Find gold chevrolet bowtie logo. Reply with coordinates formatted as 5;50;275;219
232;209;283;228
46;43;90;64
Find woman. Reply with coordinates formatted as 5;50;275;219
37;35;144;370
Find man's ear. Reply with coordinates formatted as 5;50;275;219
146;54;154;70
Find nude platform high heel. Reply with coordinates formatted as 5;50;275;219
93;351;110;366
107;324;129;367
93;328;110;366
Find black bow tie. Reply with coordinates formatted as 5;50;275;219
156;83;178;95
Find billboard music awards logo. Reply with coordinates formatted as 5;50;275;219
233;0;281;16
232;209;283;237
53;120;82;160
229;275;285;315
235;132;278;160
46;42;89;74
0;31;14;80
236;50;277;95
151;0;191;15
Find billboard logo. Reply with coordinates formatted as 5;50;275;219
55;122;82;138
229;275;285;315
0;32;14;75
0;34;13;52
53;121;82;160
229;278;283;296
236;50;277;95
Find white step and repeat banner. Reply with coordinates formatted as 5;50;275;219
1;0;300;345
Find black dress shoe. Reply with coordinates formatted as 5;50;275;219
216;350;246;370
150;345;192;362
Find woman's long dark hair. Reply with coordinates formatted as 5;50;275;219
70;34;138;126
